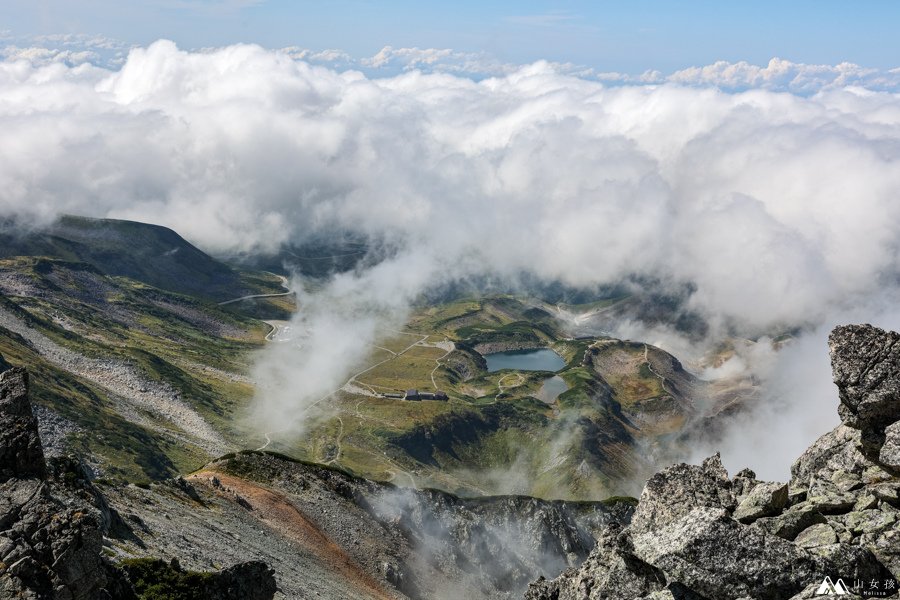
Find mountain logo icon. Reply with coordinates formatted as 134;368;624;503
815;576;851;595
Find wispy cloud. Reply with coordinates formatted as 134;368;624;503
1;45;100;66
594;57;900;93
360;45;519;76
2;32;131;69
505;12;577;27
280;47;353;65
152;0;266;14
32;33;128;52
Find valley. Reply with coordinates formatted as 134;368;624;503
252;294;752;500
0;216;756;500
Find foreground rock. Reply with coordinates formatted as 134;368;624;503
526;324;900;600
0;365;276;599
829;324;900;470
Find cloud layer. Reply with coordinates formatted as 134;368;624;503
8;30;900;91
3;40;900;479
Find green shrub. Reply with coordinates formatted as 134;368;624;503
119;558;214;600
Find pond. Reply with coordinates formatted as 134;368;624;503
484;348;566;373
536;375;569;403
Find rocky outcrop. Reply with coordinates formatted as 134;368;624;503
473;341;546;355
526;324;900;600
0;367;115;599
829;324;900;470
0;368;46;481
0;366;277;600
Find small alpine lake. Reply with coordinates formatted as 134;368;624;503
484;348;566;373
537;375;569;403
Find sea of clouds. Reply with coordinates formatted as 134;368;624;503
3;40;900;481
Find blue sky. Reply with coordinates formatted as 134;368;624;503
2;1;899;74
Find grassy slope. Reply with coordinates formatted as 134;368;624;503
0;327;183;481
0;255;275;483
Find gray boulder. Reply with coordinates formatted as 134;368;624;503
0;368;277;600
630;505;822;600
0;366;116;599
732;467;759;500
733;481;789;523
791;425;871;490
524;524;668;600
829;324;900;468
753;504;827;541
794;523;838;548
882;421;900;470
629;454;735;535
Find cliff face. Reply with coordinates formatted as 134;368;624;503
0;366;277;600
525;324;900;600
0;367;118;599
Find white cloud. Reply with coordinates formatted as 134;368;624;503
3;32;131;69
3;40;900;478
1;45;100;67
3;39;899;325
32;33;127;51
668;57;900;93
11;33;900;94
280;47;352;64
360;45;519;77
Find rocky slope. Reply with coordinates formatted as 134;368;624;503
0;364;277;599
525;324;900;600
103;450;635;600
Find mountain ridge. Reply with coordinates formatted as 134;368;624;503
0;214;284;302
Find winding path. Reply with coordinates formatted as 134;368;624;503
643;344;670;391
428;340;455;389
218;274;292;306
325;416;345;465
